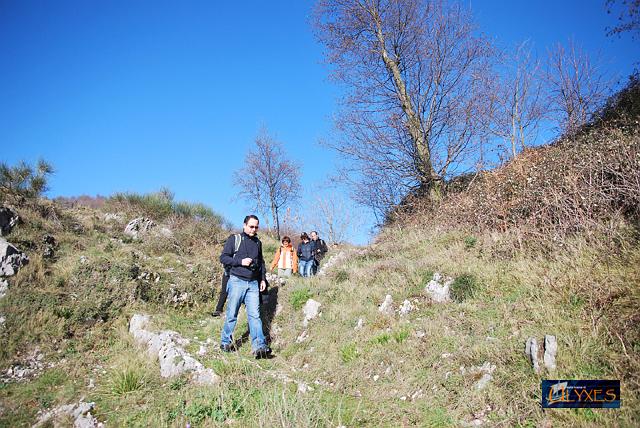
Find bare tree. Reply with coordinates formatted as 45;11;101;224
606;0;640;37
234;130;301;240
489;41;546;159
313;0;494;218
545;39;611;136
308;191;364;244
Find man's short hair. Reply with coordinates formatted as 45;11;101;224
244;215;259;224
311;231;318;235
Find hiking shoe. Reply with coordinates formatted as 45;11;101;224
254;347;272;359
220;344;235;353
212;310;223;317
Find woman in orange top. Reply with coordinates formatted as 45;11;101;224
270;236;298;277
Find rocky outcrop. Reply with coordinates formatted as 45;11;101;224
124;217;156;239
0;238;29;277
266;272;286;287
0;206;20;236
317;248;367;276
33;401;103;428
2;347;54;383
129;314;218;385
42;235;56;259
425;273;452;303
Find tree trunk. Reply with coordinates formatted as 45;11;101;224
372;9;438;191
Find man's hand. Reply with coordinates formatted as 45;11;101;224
241;257;253;266
260;280;266;292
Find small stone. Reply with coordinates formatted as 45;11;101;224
525;337;541;373
378;295;394;315
543;335;557;371
296;330;309;343
399;299;413;316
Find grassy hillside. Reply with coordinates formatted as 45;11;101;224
1;194;638;427
1;80;638;426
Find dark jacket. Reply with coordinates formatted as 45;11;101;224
311;238;328;261
297;241;314;261
219;232;266;282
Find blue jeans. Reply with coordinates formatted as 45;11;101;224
220;275;266;352
299;260;313;277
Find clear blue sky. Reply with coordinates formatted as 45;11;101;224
2;1;638;244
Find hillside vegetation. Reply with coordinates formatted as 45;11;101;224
1;81;639;427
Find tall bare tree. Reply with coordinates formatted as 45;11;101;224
313;0;494;218
234;130;301;240
606;0;640;37
489;41;546;159
545;39;611;135
308;191;364;244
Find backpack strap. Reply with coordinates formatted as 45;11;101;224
233;233;242;255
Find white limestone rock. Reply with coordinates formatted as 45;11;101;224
0;238;29;277
129;314;219;385
378;294;394;315
543;335;557;371
425;273;452;303
525;337;541;374
399;299;413;316
0;279;8;299
124;217;156;239
302;299;321;327
32;401;101;428
0;206;20;236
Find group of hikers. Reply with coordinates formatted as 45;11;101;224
212;214;329;359
269;230;328;278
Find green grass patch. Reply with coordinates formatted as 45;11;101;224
450;273;480;302
107;366;146;395
290;286;312;310
340;343;359;363
372;333;391;345
334;269;350;283
393;328;410;344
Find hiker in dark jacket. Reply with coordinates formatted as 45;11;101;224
297;232;314;277
211;270;230;317
219;215;271;359
310;230;328;275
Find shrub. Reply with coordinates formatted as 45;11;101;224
0;159;54;205
107;188;227;224
108;367;145;395
450;274;479;303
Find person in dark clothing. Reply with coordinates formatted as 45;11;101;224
297;232;314;277
310;230;328;275
219;215;272;359
211;271;229;317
